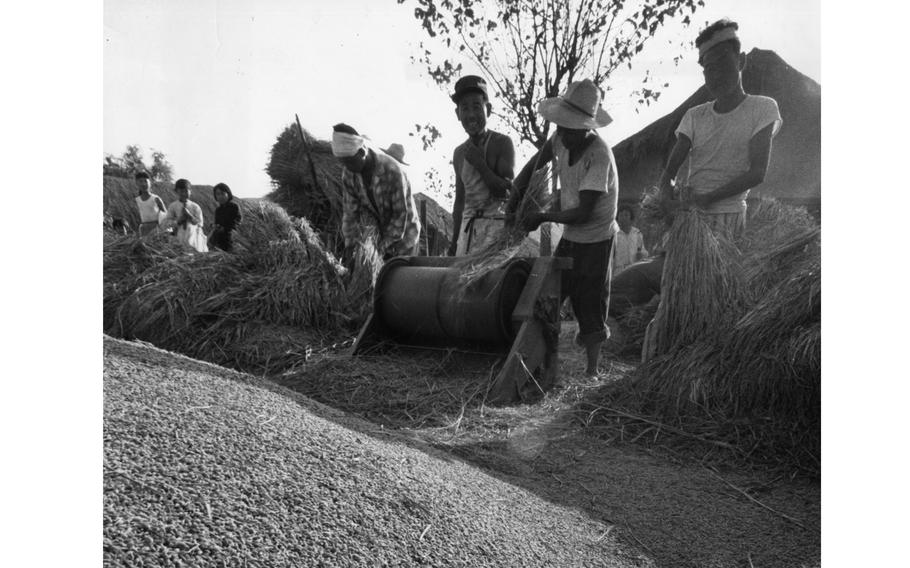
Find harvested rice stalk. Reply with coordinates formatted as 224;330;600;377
453;166;553;285
649;209;747;356
344;236;383;323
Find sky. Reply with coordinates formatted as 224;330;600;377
104;0;820;205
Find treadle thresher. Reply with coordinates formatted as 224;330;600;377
350;255;572;404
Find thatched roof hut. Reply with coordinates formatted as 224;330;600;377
413;192;453;255
265;121;453;256
612;49;820;214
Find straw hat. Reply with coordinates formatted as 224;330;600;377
382;143;409;165
538;79;612;130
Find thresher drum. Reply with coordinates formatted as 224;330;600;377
351;255;572;403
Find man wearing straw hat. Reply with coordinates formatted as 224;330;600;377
449;75;516;256
656;19;781;238
511;79;619;378
381;143;409;166
332;123;421;263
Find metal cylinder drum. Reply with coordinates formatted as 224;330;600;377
374;258;531;347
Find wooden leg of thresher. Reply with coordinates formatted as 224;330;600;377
488;256;571;404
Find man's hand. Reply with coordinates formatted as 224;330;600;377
463;144;485;169
521;211;543;233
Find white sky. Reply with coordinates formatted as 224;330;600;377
104;0;820;204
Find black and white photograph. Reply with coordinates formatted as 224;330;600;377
11;0;906;566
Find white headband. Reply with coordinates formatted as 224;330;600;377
698;27;739;60
331;132;367;157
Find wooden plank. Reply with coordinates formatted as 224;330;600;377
511;257;554;321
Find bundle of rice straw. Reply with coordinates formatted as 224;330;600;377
265;123;347;255
648;209;747;356
103;232;197;334
739;198;817;254
581;222;821;474
453;166;553;285
105;196;383;374
184;319;320;375
344;235;384;320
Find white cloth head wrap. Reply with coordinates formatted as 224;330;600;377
331;132;367;157
697;26;739;60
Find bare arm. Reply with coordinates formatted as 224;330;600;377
658;134;692;201
449;149;466;255
691;123;775;208
508;137;554;215
464;136;515;198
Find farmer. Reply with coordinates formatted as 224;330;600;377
511;79;618;378
164;178;208;253
612;205;648;275
656;19;782;238
208;182;241;252
381;143;409;166
134;171;166;236
449;75;516;256
332;123;421;264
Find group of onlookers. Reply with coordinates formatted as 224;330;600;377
132;172;241;253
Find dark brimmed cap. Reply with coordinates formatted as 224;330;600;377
451;75;489;103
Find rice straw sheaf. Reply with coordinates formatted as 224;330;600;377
183;319;321;376
649;209;747;356
104;195;381;374
264;123;347;254
579;203;821;475
614;300;659;356
453;166;553;285
739;198;817;254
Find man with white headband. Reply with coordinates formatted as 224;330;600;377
657;18;782;238
332;123;420;263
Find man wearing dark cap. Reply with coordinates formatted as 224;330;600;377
449;75;516;256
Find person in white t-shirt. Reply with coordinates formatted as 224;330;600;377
511;79;618;378
612;205;648;275
656;18;782;238
133;172;166;236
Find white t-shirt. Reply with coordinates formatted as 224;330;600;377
675;95;782;214
552;134;619;243
135;193;163;223
612;226;648;275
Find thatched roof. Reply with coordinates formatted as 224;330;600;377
413;192;453;254
612;49;821;209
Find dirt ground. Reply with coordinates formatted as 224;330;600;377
275;321;821;568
